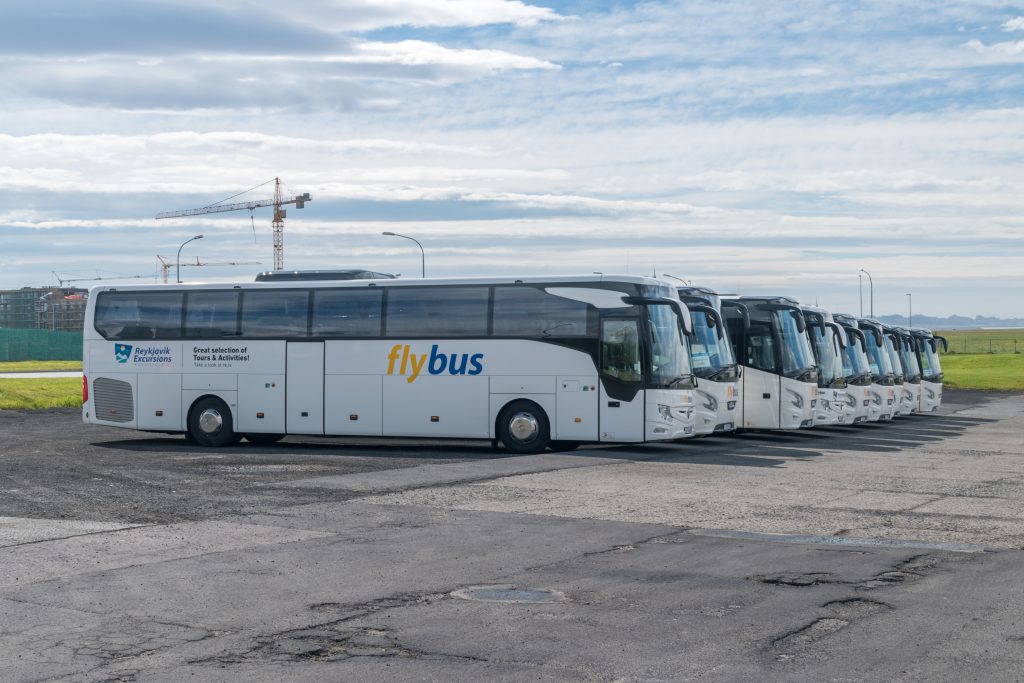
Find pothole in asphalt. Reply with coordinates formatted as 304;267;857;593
451;585;566;604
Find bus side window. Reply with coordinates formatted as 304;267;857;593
185;291;240;338
95;291;182;340
241;290;310;337
385;286;488;337
601;319;641;382
312;289;383;336
745;321;778;373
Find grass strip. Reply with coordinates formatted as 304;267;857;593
0;377;82;410
941;354;1024;391
0;360;83;373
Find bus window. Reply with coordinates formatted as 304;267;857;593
241;290;310;337
746;321;778;373
492;286;591;337
185;291;240;338
312;288;383;337
95;291;183;340
601;319;641;382
385;286;488;337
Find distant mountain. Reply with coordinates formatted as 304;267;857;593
874;314;1024;329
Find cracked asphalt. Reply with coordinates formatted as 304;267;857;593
1;389;1023;681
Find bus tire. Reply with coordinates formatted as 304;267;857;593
244;433;284;446
549;440;580;451
188;397;240;448
497;400;550;454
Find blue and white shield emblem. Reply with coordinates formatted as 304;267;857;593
114;343;132;364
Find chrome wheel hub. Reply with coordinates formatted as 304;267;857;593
509;412;539;441
198;408;223;434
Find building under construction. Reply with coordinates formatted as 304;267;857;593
0;287;88;332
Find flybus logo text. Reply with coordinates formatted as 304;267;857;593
386;344;484;383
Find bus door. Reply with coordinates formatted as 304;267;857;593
598;318;645;442
287;341;325;435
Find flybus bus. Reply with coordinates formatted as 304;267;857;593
911;328;947;412
801;306;855;426
721;296;817;430
676;286;739;434
833;314;872;424
82;275;698;453
885;325;921;416
857;318;898;421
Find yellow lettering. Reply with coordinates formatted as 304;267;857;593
408;353;426;383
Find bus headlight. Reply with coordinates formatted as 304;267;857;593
657;404;673;421
870;392;882;405
845;394;858;408
701;395;718;412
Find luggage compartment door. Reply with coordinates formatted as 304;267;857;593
287;342;324;435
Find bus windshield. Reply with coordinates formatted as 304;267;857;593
688;310;735;378
774;310;816;379
899;338;921;381
809;324;844;386
647;304;693;389
920;338;943;380
862;328;894;380
841;330;871;381
884;336;904;380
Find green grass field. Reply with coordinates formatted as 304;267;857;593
0;377;82;410
940;354;1024;392
936;328;1023;355
0;360;83;372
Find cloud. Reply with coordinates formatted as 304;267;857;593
962;38;1024;57
1003;17;1024;31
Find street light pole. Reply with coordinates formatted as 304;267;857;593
176;234;204;284
907;293;912;327
859;269;873;317
382;232;425;278
859;273;863;317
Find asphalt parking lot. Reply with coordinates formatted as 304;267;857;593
1;389;1022;681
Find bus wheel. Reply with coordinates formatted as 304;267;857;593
244;433;284;446
497;401;550;454
549;441;580;451
188;397;240;447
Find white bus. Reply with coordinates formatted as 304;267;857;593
833;315;872;424
801;306;855;426
856;318;898;421
82;275;697;453
721;296;817;430
676;286;739;434
890;326;922;415
911;328;947;412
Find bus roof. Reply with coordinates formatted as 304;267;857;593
88;273;673;295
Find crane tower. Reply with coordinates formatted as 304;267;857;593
156;177;311;270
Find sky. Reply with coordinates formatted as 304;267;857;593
1;0;1023;317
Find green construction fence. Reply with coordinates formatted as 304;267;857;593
0;328;83;361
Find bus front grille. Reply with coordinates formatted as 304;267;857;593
93;377;134;423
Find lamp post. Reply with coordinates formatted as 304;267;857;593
907;293;912;328
382;232;425;278
859;269;873;317
177;234;203;284
859;273;863;317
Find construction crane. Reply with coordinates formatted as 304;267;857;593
155;177;312;271
53;271;148;287
155;256;261;285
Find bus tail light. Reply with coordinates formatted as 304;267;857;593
82;375;88;403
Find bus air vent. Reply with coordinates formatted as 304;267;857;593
93;378;134;424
